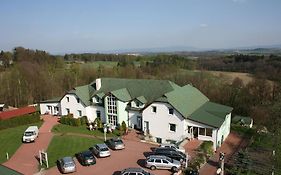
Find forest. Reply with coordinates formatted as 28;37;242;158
0;47;281;132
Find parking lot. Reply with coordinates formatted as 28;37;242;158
45;139;173;175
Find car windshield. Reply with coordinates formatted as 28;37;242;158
82;151;93;158
114;139;123;144
100;147;109;151
166;157;173;163
24;132;34;136
64;162;74;168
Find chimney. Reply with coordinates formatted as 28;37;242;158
96;78;101;90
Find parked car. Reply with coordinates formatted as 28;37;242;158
160;143;185;153
106;138;125;150
90;143;110;158
75;150;96;166
120;167;154;175
57;156;76;174
145;155;181;172
154;147;186;165
22;126;39;143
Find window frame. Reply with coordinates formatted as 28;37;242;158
169;123;176;132
168;108;174;115
78;110;82;117
66;97;70;102
152;106;157;113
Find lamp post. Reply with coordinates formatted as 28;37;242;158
103;124;107;142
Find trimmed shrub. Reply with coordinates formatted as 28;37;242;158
59;115;82;127
80;116;88;125
121;121;127;134
0;112;41;130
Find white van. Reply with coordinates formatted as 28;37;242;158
22;126;39;143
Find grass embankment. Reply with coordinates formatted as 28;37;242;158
52;124;120;138
0;122;43;163
47;135;102;167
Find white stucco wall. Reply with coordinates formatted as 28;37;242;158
128;110;142;129
216;113;232;148
85;105;105;122
60;94;86;118
117;100;129;126
142;102;185;143
39;102;60;115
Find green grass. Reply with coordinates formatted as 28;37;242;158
46;135;103;167
52;124;120;138
0;122;43;163
81;61;118;68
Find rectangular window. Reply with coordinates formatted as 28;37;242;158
206;128;212;137
96;111;101;119
66;97;70;102
78;110;82;117
169;123;176;132
76;98;80;103
108;115;118;126
168;108;174;115
152;106;157;113
66;108;70;114
156;137;162;144
199;128;205;135
54;107;59;112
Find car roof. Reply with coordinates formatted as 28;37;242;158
160;143;176;146
62;157;74;163
123;167;144;172
81;150;92;155
148;155;168;159
96;143;108;148
25;126;38;132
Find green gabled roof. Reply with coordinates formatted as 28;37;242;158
190;101;233;128
232;115;252;125
165;84;209;117
91;78;179;103
111;88;131;101
136;96;147;104
41;97;61;103
73;84;95;106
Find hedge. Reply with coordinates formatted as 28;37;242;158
60;115;87;127
0;112;41;130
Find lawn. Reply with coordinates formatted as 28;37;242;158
0;122;43;163
46;135;103;167
52;124;120;138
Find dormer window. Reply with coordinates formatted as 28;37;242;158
136;101;140;107
168;108;174;115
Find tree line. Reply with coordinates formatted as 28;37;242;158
0;47;281;132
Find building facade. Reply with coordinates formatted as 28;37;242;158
40;78;233;150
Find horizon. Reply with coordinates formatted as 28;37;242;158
1;0;281;54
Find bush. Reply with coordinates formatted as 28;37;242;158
121;121;127;133
60;115;82;127
80;116;88;125
198;141;214;158
0;112;41;130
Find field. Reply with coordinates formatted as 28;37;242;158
80;61;118;68
46;135;102;167
0;122;43;163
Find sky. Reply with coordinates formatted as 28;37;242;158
0;0;281;54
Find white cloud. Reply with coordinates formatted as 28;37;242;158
200;23;208;28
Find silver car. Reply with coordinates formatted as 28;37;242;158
57;156;76;174
120;167;154;175
145;155;181;172
90;143;110;158
106;138;125;150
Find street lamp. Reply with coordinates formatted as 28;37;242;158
103;124;107;141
